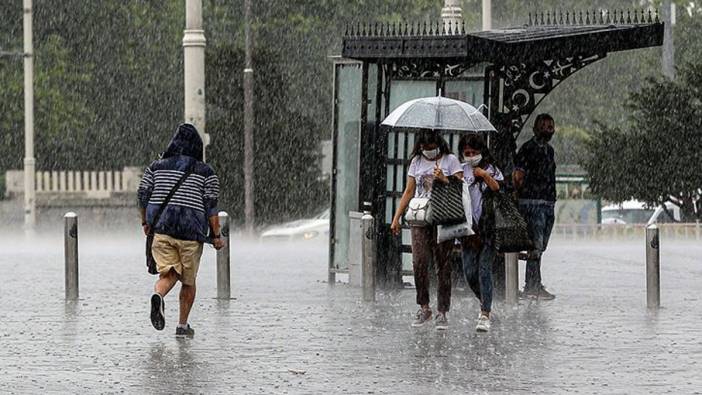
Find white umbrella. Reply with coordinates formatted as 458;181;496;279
381;96;496;132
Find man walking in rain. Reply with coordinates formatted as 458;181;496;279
138;123;224;337
513;114;557;300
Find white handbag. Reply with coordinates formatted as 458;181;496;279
404;197;432;226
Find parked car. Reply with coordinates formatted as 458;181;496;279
260;209;330;241
601;200;685;225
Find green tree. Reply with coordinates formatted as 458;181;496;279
581;62;702;219
0;34;93;171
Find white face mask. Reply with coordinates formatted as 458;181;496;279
422;148;440;160
464;154;482;167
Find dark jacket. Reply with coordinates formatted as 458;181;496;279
137;124;219;242
514;137;557;202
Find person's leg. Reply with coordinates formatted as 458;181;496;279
154;268;179;296
522;203;545;292
152;234;183;297
179;283;196;325
410;227;432;310
434;237;453;314
150;234;183;331
537;205;556;286
478;244;496;314
461;239;481;301
177;240;204;326
529;205;557;299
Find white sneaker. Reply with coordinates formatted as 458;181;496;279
476;313;490;333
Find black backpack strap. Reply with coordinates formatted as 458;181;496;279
148;161;195;233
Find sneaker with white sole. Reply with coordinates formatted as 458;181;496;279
412;309;432;327
524;286;556;300
175;324;195;338
476;313;490;333
150;293;165;331
435;313;448;330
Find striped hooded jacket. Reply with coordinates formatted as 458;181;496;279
137;124;219;242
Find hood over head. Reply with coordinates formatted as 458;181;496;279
162;123;203;161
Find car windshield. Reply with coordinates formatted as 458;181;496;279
314;209;330;220
602;209;654;224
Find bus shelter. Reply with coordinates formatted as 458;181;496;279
329;10;664;287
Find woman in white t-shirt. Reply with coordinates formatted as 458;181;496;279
390;129;463;330
458;133;503;333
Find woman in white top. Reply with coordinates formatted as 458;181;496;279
458;133;503;333
390;129;463;330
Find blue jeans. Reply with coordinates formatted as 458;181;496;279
518;201;555;291
462;241;495;313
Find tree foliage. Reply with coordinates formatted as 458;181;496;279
581;63;702;218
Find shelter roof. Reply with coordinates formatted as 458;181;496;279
342;10;664;64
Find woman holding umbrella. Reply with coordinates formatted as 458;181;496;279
390;129;463;330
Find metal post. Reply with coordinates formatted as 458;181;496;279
216;211;231;299
504;252;518;305
482;0;492;31
361;212;376;302
243;0;255;235
183;0;208;159
662;0;675;80
23;0;36;230
64;212;78;300
646;225;660;309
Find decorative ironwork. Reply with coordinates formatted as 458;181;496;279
343;9;659;42
344;20;466;38
392;61;476;80
490;53;605;139
527;9;658;26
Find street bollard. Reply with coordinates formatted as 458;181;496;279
216;211;231;299
646;225;660;309
361;212;376;302
504;252;519;305
64;212;79;300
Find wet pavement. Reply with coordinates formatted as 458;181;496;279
1;232;701;394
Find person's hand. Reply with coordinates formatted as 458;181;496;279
142;223;151;236
213;237;225;250
473;167;488;179
390;218;402;236
433;165;448;183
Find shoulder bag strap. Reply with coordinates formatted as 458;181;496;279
149;161;195;233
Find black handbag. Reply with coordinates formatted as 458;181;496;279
429;177;466;226
484;191;534;253
145;163;194;274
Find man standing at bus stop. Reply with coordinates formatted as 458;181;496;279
513;113;557;300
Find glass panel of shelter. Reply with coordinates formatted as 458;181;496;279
332;62;362;272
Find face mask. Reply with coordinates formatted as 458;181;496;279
536;132;553;143
422;148;439;160
464;154;482;167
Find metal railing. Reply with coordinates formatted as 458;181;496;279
551;223;701;241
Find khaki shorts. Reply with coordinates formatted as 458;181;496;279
151;233;203;286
